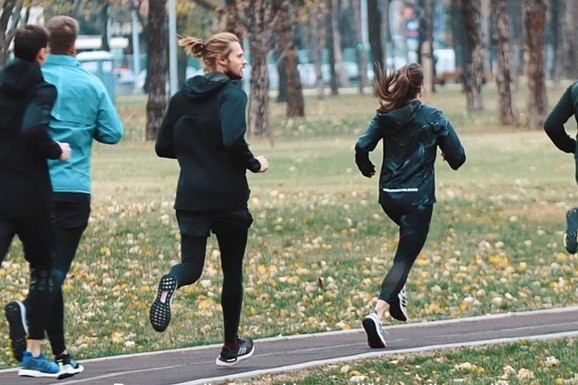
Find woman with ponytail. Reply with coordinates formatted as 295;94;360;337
355;63;466;349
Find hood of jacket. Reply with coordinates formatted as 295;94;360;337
379;99;422;130
0;58;44;97
183;72;232;100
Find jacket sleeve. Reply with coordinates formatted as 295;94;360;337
21;83;62;160
220;87;261;173
155;94;179;159
93;90;124;144
544;82;578;154
354;115;382;177
438;115;466;170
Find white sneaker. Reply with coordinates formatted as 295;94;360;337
362;310;387;348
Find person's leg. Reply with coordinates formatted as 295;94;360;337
213;208;254;367
150;210;209;332
14;217;60;376
375;204;433;319
0;218;15;264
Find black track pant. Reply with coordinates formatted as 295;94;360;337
378;204;433;304
45;193;90;355
170;209;252;345
0;217;55;340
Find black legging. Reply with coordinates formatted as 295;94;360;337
378;204;433;304
0;217;56;340
170;226;248;345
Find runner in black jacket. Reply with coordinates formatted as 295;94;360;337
355;63;465;349
544;80;578;254
150;32;268;367
0;25;70;378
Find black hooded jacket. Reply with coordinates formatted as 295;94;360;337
0;58;60;218
155;72;261;212
355;100;466;206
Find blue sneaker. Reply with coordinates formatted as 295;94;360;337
4;301;28;362
18;352;61;378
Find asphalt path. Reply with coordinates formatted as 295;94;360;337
1;306;577;385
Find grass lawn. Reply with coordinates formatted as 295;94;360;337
0;81;577;380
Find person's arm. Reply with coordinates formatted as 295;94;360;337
93;90;124;145
220;88;261;172
155;94;179;159
438;115;466;170
544;82;577;154
354;115;384;177
21;84;62;160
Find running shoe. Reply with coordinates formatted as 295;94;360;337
389;290;408;322
5;301;28;362
215;337;255;367
362;310;387;349
564;207;578;253
149;274;178;332
55;353;84;379
18;352;61;378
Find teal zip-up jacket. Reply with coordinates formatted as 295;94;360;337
42;54;123;194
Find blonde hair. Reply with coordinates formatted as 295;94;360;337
178;32;240;73
375;63;423;113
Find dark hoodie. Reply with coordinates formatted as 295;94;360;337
355;99;466;206
156;72;261;212
543;80;578;184
0;58;60;218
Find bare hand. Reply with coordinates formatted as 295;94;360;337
256;155;269;173
58;142;71;161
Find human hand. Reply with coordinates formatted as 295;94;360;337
256;155;269;172
58;142;71;161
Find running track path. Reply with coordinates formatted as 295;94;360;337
1;306;577;385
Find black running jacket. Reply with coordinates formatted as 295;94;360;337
355;99;466;206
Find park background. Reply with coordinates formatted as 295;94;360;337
1;0;578;384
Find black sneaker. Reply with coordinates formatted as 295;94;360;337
5;301;28;362
215;337;255;367
55;353;84;379
149;274;178;332
389;290;408;322
564;208;578;253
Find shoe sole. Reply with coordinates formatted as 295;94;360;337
362;316;386;349
18;369;60;378
149;275;177;332
5;301;28;362
565;208;578;253
215;346;255;367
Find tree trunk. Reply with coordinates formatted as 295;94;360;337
310;0;325;99
523;0;547;131
460;0;484;110
0;0;22;68
351;0;368;94
274;1;304;117
326;0;339;95
491;0;518;126
331;0;348;88
145;0;168;141
421;0;435;94
367;0;384;75
247;0;272;138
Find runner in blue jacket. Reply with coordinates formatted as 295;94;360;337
355;63;466;349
